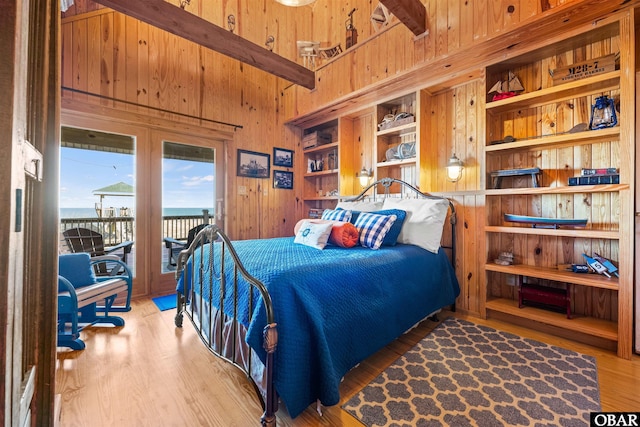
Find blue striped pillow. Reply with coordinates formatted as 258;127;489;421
322;208;352;222
353;212;397;250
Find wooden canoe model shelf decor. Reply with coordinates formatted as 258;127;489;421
504;214;588;229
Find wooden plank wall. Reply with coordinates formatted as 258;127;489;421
60;0;630;316
61;0;318;240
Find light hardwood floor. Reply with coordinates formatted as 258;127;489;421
56;299;640;426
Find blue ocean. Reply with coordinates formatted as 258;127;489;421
60;207;213;218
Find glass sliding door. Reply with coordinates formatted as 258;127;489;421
161;141;219;273
59;126;136;275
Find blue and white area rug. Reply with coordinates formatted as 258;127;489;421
343;317;600;426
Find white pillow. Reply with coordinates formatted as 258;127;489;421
293;220;333;250
381;198;449;253
336;200;384;212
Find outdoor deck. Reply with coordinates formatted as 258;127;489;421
60;212;210;273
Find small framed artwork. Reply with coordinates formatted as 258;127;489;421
273;170;293;189
237;149;270;178
273;147;294;167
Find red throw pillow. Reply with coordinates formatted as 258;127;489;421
328;222;359;248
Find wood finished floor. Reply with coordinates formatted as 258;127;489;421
56;298;640;426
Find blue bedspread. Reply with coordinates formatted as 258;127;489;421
177;237;460;418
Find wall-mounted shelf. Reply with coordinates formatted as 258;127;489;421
485;183;628;196
485;298;618;341
485;127;620;153
482;19;632;358
485;71;620;114
485;226;618;239
485;263;619;290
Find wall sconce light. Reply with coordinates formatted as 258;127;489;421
356;167;373;187
446;153;464;182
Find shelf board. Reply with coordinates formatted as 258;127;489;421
485;127;620;153
485;298;618;341
304;169;338;177
485;183;628;195
376;158;417;168
303;196;338;201
303;142;338;154
485;263;619;290
376;122;416;136
486;70;620;113
485;225;619;239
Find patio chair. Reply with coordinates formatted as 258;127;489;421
63;227;133;276
57;253;133;350
163;224;208;267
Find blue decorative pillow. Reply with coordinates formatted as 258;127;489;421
322;208;352;222
353;212;397;250
373;209;406;246
347;209;406;246
58;253;97;289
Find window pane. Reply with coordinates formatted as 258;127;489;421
161;141;215;273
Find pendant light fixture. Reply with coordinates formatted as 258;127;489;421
275;0;315;6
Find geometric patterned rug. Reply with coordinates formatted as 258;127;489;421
343;317;600;426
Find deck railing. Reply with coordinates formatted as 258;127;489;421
60;211;210;247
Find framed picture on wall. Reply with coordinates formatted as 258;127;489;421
273;170;293;189
237;149;270;178
273;147;294;167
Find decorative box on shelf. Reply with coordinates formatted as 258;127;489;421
303;132;331;150
518;280;571;319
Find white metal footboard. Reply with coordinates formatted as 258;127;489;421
173;225;278;427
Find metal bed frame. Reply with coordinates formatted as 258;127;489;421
174;177;457;426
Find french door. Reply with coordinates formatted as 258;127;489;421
152;131;226;294
59;116;229;298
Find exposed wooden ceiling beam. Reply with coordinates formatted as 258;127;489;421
93;0;316;90
379;0;427;36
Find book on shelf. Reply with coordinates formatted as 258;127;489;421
569;174;619;186
308;208;324;219
580;167;618;176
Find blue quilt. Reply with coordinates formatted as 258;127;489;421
176;237;460;418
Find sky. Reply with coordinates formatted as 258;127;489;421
59;147;215;210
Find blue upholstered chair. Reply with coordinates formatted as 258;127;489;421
57;253;133;350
